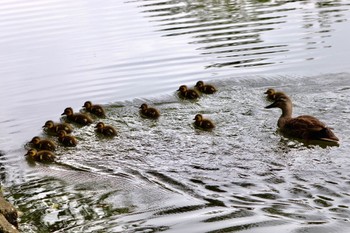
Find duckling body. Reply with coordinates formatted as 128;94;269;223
62;107;93;125
178;85;200;100
25;149;55;163
57;130;77;147
264;88;286;101
265;96;339;144
43;120;73;135
140;103;160;119
195;81;217;94
95;122;117;137
82;101;106;118
30;136;56;151
193;114;215;130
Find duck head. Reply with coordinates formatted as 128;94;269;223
95;122;105;129
195;81;204;88
265;96;290;109
178;85;188;93
57;130;68;138
140;103;148;110
30;136;41;145
25;149;37;157
43;120;54;129
83;101;92;109
62;107;74;116
194;114;203;121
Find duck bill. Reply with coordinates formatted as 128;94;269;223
265;102;278;109
61;112;65;116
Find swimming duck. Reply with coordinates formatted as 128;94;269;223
82;101;106;118
264;88;286;101
30;136;56;151
140;103;160;119
95;122;117;137
193;114;215;130
195;81;217;94
25;149;55;163
43;120;73;135
61;107;93;125
177;85;200;100
57;130;78;147
265;96;339;144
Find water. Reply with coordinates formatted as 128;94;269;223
1;0;350;232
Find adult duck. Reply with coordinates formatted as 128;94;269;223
265;96;339;144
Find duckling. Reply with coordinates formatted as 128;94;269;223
264;88;287;101
139;103;160;119
25;149;55;163
30;136;56;151
95;122;117;137
193;114;215;130
82;101;106;118
57;130;78;147
43;120;73;135
265;96;339;144
177;85;200;100
61;107;93;125
195;81;217;94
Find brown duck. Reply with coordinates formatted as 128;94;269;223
82;101;106;118
139;103;160;119
265;95;339;144
195;81;217;94
25;149;55;163
30;136;56;151
95;122;117;137
61;107;93;125
193;114;215;130
43;120;73;135
57;130;78;147
264;88;286;101
178;85;200;100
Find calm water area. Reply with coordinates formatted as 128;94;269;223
1;0;350;232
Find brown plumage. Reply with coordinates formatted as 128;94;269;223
139;103;160;119
193;114;215;130
264;88;287;101
265;95;339;144
25;149;55;163
30;136;56;151
195;81;217;94
61;107;93;126
43;120;73;135
57;130;78;147
177;85;200;100
82;101;106;118
95;122;117;137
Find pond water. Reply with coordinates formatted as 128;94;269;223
1;0;350;232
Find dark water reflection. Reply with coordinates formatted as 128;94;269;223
1;0;350;232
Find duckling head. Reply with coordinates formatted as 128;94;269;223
62;107;74;116
43;120;54;129
95;122;105;129
30;136;41;145
140;103;148;110
83;101;92;109
194;114;203;121
264;88;276;95
195;81;204;88
178;85;188;93
25;149;37;157
57;130;68;138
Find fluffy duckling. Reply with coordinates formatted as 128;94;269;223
264;88;287;101
43;120;73;135
195;81;217;94
30;136;56;151
82;101;106;118
177;85;200;100
265;96;339;144
139;103;160;119
61;107;93;126
25;149;55;163
57;130;78;147
193;114;215;130
95;122;117;137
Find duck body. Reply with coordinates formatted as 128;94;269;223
62;107;93;125
265;96;339;144
43;120;73;135
25;149;55;163
95;122;117;137
264;88;286;101
140;103;160;119
194;114;215;130
178;85;200;100
30;136;56;151
195;81;217;94
57;130;78;147
82;101;106;118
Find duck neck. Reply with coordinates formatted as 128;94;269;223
278;101;293;128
